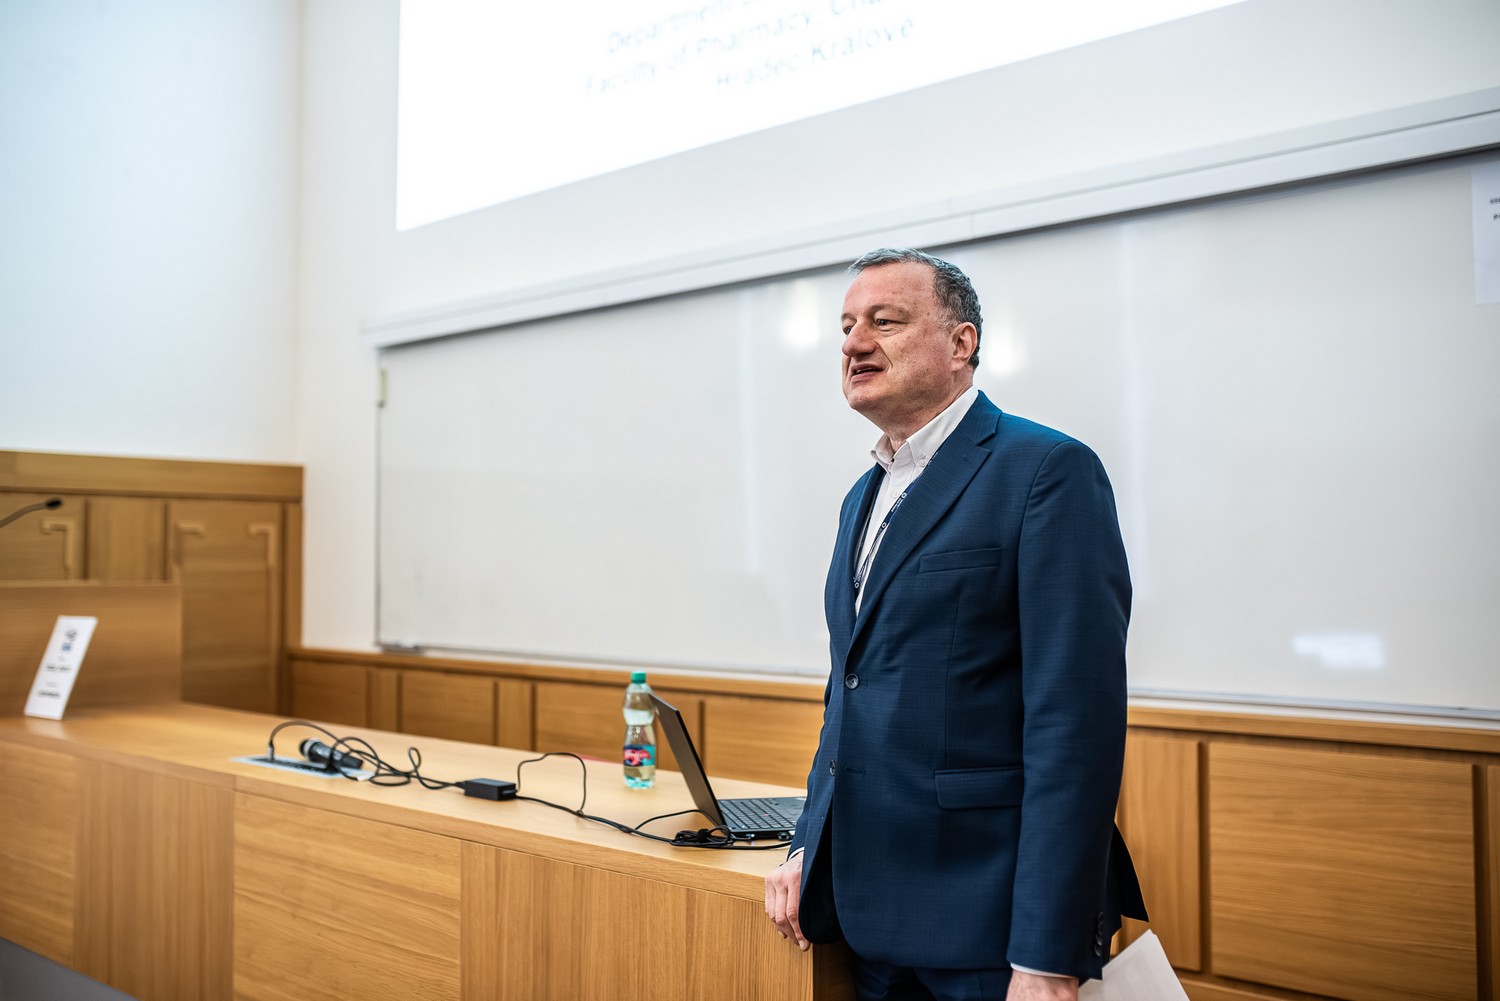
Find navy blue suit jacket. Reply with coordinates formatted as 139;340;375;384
792;392;1143;978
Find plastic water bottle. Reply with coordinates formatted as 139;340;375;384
622;671;657;789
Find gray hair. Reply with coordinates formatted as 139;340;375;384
848;248;982;369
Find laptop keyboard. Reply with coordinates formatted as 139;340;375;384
719;796;805;832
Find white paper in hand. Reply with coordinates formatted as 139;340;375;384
1078;930;1189;1001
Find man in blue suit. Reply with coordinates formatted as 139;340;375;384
765;249;1144;1001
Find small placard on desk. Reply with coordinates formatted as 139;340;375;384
24;615;98;719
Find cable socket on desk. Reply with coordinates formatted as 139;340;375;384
461;778;517;800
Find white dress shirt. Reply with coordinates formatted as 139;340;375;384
853;386;979;614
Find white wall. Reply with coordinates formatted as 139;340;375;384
296;1;397;649
0;0;300;462
6;0;1494;654
294;0;1500;653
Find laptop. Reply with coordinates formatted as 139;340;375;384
650;693;805;841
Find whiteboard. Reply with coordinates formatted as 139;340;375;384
378;154;1500;715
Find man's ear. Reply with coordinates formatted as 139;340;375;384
952;322;978;367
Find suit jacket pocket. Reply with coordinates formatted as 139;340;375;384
918;547;1004;573
934;765;1024;809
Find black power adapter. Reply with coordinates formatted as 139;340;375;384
460;778;517;801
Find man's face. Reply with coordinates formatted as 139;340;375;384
840;261;973;433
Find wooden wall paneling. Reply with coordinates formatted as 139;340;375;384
1487;765;1499;1001
461;841;822;1001
280;501;302;711
533;679;630;761
288;659;370;727
0;582;182;712
369;666;401;731
291;646;831;704
533;679;700;772
399;670;498;745
497;677;535;749
73;760;233;1000
700;693;824;787
0;742;78;966
168;499;282;712
1208;743;1476;1001
1117;731;1202;970
86;496;166;581
1129;705;1500;756
234;793;462;1001
0;450;302;502
0;492;85;580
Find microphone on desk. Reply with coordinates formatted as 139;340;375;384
299;739;366;772
0;497;63;531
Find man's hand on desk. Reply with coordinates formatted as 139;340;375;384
764;851;808;950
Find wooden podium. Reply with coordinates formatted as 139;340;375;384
0;704;851;1001
0;581;182;711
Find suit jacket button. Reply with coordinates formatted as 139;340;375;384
1094;942;1106;957
829;761;837;775
844;673;860;689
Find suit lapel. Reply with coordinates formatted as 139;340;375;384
848;395;1001;645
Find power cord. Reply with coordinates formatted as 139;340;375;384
266;719;460;789
512;752;787;850
261;723;789;850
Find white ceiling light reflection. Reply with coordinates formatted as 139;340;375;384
981;324;1027;378
1292;633;1386;671
779;278;824;352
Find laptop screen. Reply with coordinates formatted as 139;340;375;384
649;693;726;827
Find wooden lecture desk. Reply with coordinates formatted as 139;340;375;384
0;704;851;1001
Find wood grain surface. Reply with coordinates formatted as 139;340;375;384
0;741;78;965
234;793;463;1001
0;581;181;712
74;759;233;1000
1209;743;1475;1001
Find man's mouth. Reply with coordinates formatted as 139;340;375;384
848;363;882;379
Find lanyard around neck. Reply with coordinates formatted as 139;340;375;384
852;482;914;595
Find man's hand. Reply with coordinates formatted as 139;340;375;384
764;852;808;950
1007;970;1078;1000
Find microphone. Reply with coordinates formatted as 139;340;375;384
298;738;366;772
0;497;63;531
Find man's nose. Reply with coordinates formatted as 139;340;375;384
843;321;873;356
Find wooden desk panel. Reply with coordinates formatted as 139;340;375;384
0;704;836;1001
462;842;833;1001
234;793;463;1001
0;741;78;966
73;759;234;1001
